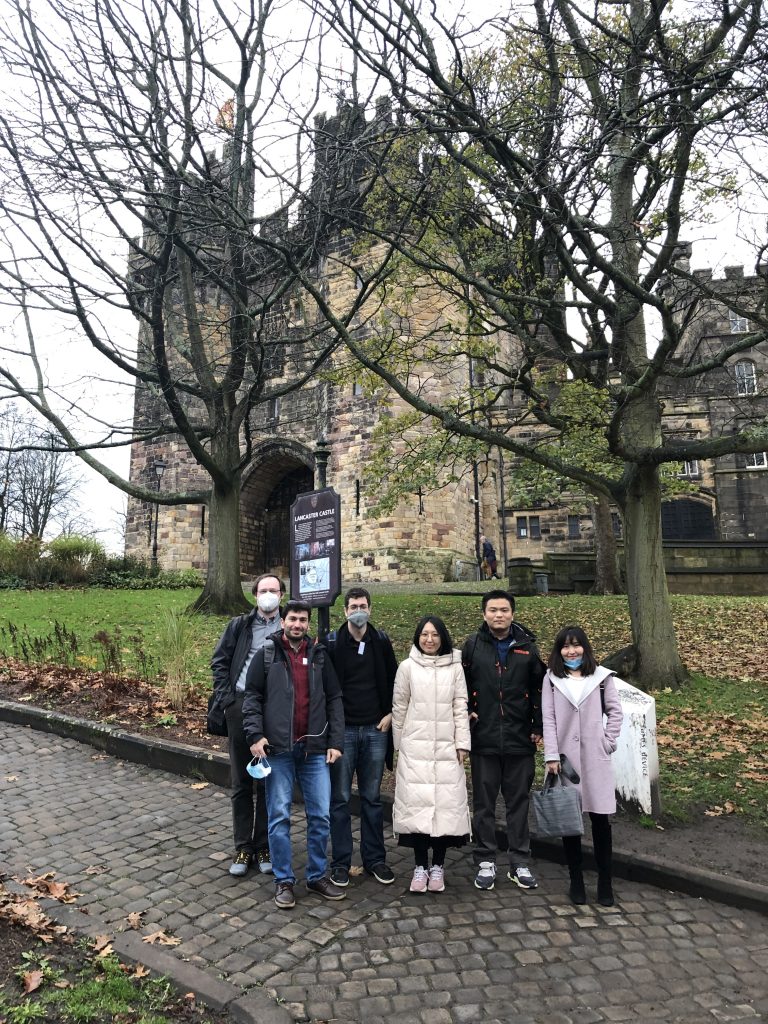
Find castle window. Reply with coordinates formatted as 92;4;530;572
735;359;757;396
529;515;541;540
516;516;528;539
746;451;767;469
678;460;700;478
568;515;580;539
269;396;280;419
352;381;363;396
355;479;361;517
729;311;748;334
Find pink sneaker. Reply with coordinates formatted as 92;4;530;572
428;865;445;892
410;867;428;893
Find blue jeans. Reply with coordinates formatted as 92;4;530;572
330;724;388;870
265;744;331;884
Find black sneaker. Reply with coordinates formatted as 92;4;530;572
228;850;251;877
274;881;295;909
367;862;395;885
255;848;273;874
306;877;346;901
330;866;350;887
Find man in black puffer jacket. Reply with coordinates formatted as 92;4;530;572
462;590;544;892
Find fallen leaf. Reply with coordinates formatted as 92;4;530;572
53;980;72;989
126;912;143;929
93;934;112;951
84;865;106;875
96;944;114;958
190;782;209;790
23;970;44;994
4;775;18;781
349;865;364;876
132;964;150;978
142;929;181;946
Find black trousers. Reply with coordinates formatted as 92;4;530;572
470;752;535;867
225;696;268;854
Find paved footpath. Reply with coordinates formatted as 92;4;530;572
2;722;767;1024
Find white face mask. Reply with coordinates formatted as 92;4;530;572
256;591;280;614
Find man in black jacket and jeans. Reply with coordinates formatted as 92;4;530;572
462;590;544;892
210;573;284;877
243;601;346;909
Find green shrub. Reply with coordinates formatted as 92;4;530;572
0;573;27;590
0;534;44;578
91;567;203;590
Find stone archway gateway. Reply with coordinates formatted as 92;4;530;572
239;442;315;577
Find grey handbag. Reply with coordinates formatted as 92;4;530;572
531;756;584;838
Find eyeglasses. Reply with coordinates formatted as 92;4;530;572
420;632;440;640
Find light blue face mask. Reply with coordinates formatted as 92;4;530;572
564;657;583;670
246;756;271;780
347;610;369;629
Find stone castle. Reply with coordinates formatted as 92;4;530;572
124;105;768;584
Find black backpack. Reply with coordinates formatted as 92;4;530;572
207;638;276;736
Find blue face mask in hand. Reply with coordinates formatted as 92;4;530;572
246;756;271;780
564;657;583;670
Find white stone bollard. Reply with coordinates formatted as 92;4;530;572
612;680;662;817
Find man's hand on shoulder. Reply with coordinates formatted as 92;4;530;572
326;748;342;764
376;714;392;733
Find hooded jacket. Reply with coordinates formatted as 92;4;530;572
391;646;472;838
462;621;544;756
242;631;344;756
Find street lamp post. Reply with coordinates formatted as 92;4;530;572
314;439;330;641
150;458;167;574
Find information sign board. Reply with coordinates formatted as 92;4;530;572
289;487;341;607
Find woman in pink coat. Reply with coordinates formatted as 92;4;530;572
542;625;623;906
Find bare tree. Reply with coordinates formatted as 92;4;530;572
0;0;343;613
0;405;85;537
296;0;768;688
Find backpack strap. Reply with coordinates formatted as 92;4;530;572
262;639;275;672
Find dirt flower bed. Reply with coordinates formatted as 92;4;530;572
0;660;226;754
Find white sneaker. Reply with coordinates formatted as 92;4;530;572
509;865;538;890
474;861;496;890
427;865;445;892
410;866;429;893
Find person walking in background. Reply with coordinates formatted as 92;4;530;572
326;587;398;887
542;625;624;906
480;534;500;579
210;573;285;878
463;590;544;892
391;615;471;893
242;601;346;910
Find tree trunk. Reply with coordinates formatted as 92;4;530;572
189;479;250;616
622;464;687;691
590;494;622;594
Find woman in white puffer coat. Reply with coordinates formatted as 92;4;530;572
392;615;472;893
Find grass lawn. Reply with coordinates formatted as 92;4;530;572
1;587;767;826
